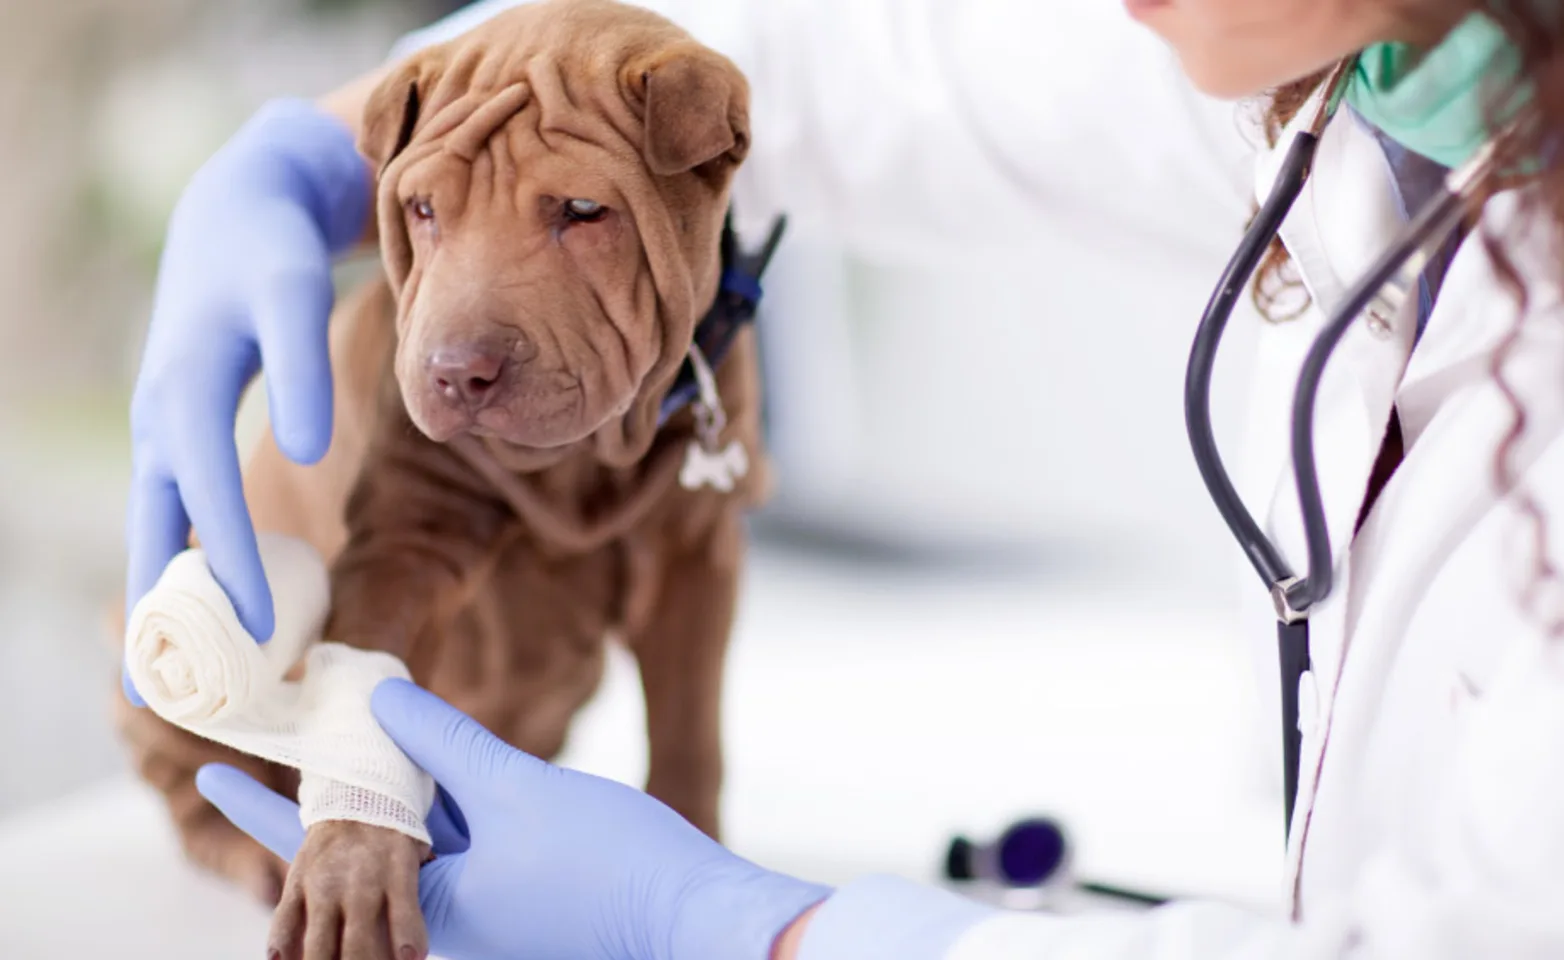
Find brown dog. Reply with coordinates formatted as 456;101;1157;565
113;1;768;956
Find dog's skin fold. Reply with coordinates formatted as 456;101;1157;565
112;2;768;957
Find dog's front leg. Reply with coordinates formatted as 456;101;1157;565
269;426;511;960
628;507;745;841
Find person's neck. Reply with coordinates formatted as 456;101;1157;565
1384;5;1469;50
1345;10;1521;168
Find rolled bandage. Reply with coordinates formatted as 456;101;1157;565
126;533;435;845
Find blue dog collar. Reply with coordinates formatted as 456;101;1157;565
657;213;787;426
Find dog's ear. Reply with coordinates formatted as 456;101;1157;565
625;44;750;177
359;49;449;173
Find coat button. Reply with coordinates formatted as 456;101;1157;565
1364;305;1395;339
1297;670;1320;741
1363;277;1412;340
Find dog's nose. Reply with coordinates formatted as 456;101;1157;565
429;342;511;410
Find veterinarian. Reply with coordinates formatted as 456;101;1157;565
129;0;1564;957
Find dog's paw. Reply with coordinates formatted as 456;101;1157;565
269;821;429;960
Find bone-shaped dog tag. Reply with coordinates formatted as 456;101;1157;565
680;440;749;493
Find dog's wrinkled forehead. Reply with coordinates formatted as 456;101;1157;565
359;0;749;199
357;0;750;315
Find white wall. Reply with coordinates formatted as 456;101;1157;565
755;217;1263;606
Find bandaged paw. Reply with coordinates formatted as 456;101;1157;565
125;534;435;845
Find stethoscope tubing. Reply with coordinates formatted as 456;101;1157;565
1183;130;1320;594
1184;63;1501;836
1286;178;1475;611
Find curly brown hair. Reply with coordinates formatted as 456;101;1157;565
1253;1;1564;634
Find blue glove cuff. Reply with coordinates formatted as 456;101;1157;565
229;98;372;254
797;875;997;960
671;862;832;960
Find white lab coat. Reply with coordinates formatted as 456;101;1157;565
395;2;1564;956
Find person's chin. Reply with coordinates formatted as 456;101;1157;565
1177;56;1284;102
1123;0;1170;22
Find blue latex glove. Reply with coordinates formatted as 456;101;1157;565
124;98;369;703
197;679;832;960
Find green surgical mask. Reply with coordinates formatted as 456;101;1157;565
1345;12;1523;168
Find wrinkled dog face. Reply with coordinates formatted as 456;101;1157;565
359;0;749;451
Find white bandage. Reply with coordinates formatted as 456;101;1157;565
125;534;435;845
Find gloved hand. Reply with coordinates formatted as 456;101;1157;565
196;679;832;960
124;98;370;703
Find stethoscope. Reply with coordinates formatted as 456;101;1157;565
943;818;1172;910
1185;59;1508;836
938;61;1518;914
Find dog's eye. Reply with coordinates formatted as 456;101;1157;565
406;198;436;222
563;199;607;223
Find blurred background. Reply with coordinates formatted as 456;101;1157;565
0;0;464;817
0;0;1283;947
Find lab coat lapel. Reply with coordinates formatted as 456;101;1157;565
1245;96;1415;694
1242;95;1415;888
1348;205;1564;704
1294;226;1564;908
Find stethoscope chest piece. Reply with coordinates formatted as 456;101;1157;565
946;817;1071;890
942;817;1168;912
